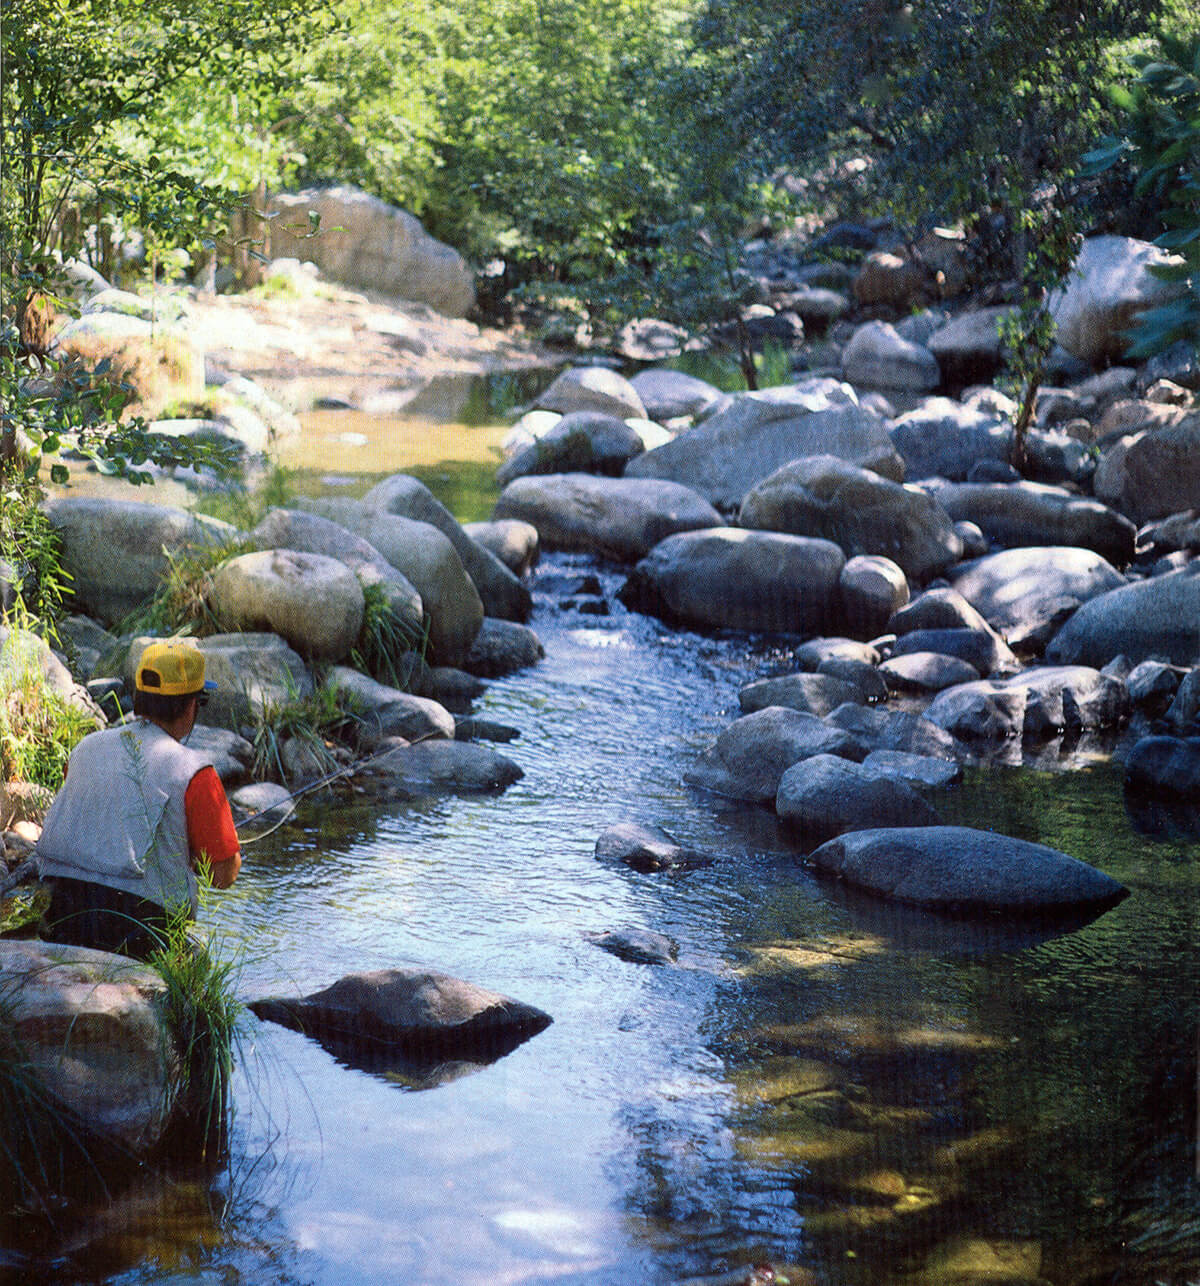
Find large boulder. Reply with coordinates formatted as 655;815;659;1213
738;455;962;581
952;547;1127;650
265;186;475;317
493;473;723;562
839;554;910;639
808;826;1128;914
351;512;484;666
1093;412;1200;523
888;398;1011;481
248;967;551;1058
738;672;865;718
0;626;103;720
250;508;424;637
625;384;903;511
841;320;941;393
322;666;455;747
923;681;1028;742
1124;735;1200;799
825;702;960;761
209;550;364;662
1049;235;1187;366
1046;565;1200;668
926;307;1012;387
42;497;234;626
360;474;531;623
628;368;723;422
462;518;539;577
995;665;1129;739
776;754;940;848
929;482;1137;566
620;528;846;634
594;821;701;872
0;940;176;1155
685;706;866;803
533;365;646;419
495;411;646;486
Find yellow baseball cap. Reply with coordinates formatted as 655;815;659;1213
135;639;215;696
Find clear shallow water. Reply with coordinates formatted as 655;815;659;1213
10;555;1199;1286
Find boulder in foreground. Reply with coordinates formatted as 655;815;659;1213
249;967;551;1059
809;825;1128;915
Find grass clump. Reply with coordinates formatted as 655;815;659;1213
350;583;430;693
249;680;360;785
118;537;251;638
191;461;298;531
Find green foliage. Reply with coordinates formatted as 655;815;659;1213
350;583;430;693
0;631;98;790
118;538;251;638
147;907;242;1156
0;473;69;628
1085;30;1200;357
249;681;358;785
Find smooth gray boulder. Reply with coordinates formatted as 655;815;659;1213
881;651;981;693
496;411;646;486
841;320;941;392
924;681;1028;742
888;399;1012;481
889;627;1018;678
808;826;1128;913
360;474;531;623
594;821;700;872
250;508;424;637
182;724;254;786
0;626;103;721
0;940;176;1155
862;749;963;789
776;754;940;849
493;473;723;563
889;586;992;636
816;655;889;703
738;455;961;581
42;497;234;626
927;306;1011;386
625;387;903;510
952;547;1127;649
463;617;544;678
629;369;722;422
685;706;866;803
840;554;910;639
738;672;865;718
826;702;960;760
209;549;365;662
795;638;881;670
1046;566;1200;668
249;967;551;1055
620;529;846;635
463;519;540;577
583;929;677;966
1050;235;1187;365
996;665;1129;739
928;482;1136;566
323;666;455;746
534;365;646;419
1093;413;1200;523
357;740;523;795
1124;736;1200;798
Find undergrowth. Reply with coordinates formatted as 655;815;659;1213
118;537;251;638
349;583;430;692
249;679;360;785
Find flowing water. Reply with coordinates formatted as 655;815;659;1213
8;397;1200;1286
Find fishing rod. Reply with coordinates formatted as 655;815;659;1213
0;727;450;892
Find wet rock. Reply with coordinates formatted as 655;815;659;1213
998;665;1130;739
494;473;723;563
686;707;866;804
816;656;889;702
952;547;1127;651
463;617;544;678
924;681;1028;742
625;386;902;510
881;651;980;693
776;754;940;848
738;672;865;718
454;717;521;743
324;666;455;746
840;554;910;638
796;637;881;670
463;518;540;577
424;665;487;713
1124;735;1200;799
1046;565;1200;668
357;740;522;795
737;455;962;581
249;966;552;1058
889;627;1018;678
229;780;294;824
594;821;701;872
584;928;677;966
861;749;962;788
826;702;960;760
929;482;1136;566
809;825;1128;914
621;529;846;635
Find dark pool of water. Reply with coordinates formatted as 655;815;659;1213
10;554;1199;1286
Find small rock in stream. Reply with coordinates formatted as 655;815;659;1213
584;928;678;966
595;821;708;872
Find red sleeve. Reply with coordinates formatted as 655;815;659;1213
185;766;240;867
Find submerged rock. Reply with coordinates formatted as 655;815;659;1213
594;821;703;872
249;967;552;1059
357;740;523;795
1124;735;1200;799
808;826;1128;914
584;928;678;966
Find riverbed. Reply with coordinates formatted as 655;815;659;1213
12;400;1200;1286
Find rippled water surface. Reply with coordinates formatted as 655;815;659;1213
14;485;1200;1285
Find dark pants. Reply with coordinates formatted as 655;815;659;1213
44;877;175;961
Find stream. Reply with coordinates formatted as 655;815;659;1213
12;387;1200;1285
